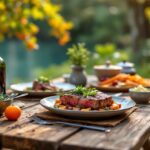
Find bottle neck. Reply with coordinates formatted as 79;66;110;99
0;57;6;94
0;57;5;68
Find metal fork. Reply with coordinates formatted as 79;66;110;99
31;116;111;132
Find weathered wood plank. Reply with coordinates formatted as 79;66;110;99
60;110;150;150
2;123;79;150
13;99;39;108
137;105;150;112
0;104;80;150
0;102;42;149
1;96;150;150
0;104;45;133
143;137;150;150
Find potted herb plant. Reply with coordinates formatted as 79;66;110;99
67;43;89;86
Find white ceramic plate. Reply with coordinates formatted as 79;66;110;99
11;82;75;97
40;96;136;118
90;82;130;92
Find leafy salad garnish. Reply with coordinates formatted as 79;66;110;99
37;76;49;83
0;94;11;101
0;94;6;101
71;86;97;97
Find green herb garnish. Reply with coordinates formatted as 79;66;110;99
37;76;49;83
71;86;97;97
72;86;86;95
0;94;5;101
83;90;97;97
0;94;10;101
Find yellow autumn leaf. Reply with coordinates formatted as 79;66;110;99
145;7;150;19
0;0;73;50
9;21;17;28
24;0;30;3
0;2;5;10
63;22;74;30
29;23;39;33
31;7;44;20
43;2;60;16
23;9;31;17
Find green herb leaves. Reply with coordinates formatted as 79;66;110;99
0;94;5;101
72;86;97;97
37;76;49;83
67;43;90;66
0;94;10;101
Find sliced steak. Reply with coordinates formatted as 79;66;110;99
32;80;56;91
32;80;44;91
60;92;113;110
78;92;113;109
78;97;99;109
60;94;80;107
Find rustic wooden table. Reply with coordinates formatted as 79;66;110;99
0;96;149;150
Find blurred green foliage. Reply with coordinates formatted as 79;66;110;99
95;43;129;63
43;0;129;46
33;0;150;79
34;61;70;80
8;0;149;80
67;43;90;66
36;43;130;78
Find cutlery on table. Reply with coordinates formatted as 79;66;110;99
3;93;28;101
14;93;29;99
31;116;111;132
111;93;122;97
9;93;29;99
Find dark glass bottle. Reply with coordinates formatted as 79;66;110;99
0;57;6;94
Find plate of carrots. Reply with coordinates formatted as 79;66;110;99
91;73;150;92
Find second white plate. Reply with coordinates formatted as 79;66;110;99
11;82;75;97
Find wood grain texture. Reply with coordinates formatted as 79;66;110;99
0;104;45;133
0;96;150;150
0;104;79;150
2;123;79;150
36;107;137;127
60;108;150;150
143;137;150;150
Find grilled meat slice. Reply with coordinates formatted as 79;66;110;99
78;97;99;109
60;94;80;107
32;80;57;91
78;92;113;109
60;92;113;110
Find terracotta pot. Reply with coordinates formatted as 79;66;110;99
69;65;87;86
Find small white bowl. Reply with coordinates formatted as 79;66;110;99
129;90;150;104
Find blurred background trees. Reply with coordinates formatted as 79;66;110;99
0;0;150;84
0;0;73;50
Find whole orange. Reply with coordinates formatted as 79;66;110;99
4;105;22;121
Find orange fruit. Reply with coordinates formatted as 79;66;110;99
4;105;22;121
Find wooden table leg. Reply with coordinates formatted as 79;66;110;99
143;137;150;150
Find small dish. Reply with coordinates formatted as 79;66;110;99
94;61;122;81
129;90;150;104
117;60;136;75
0;97;12;116
129;86;150;104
